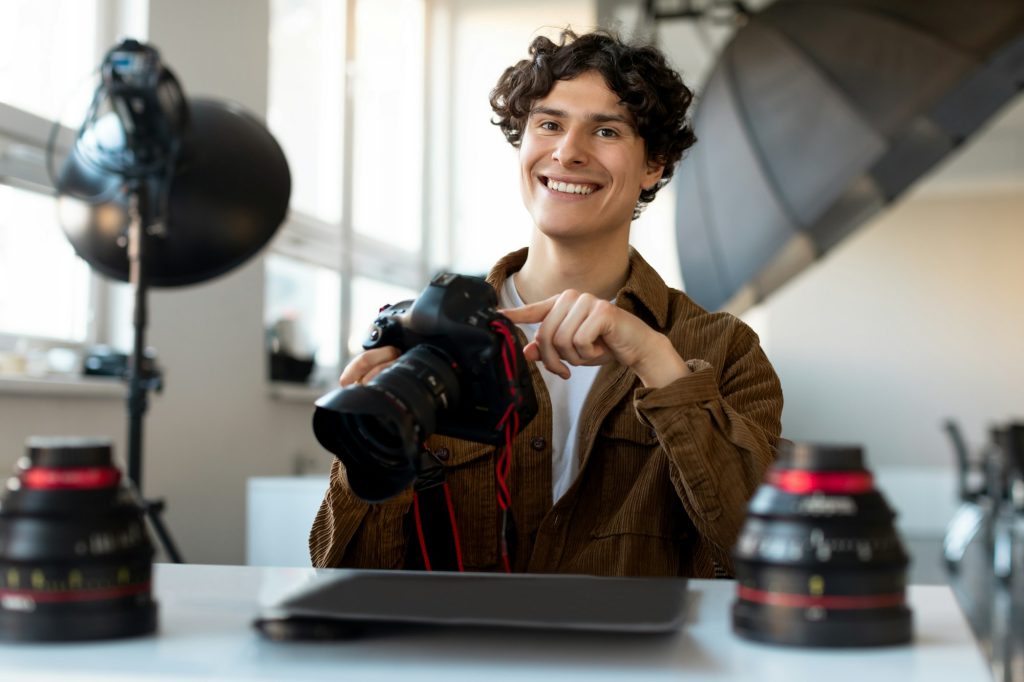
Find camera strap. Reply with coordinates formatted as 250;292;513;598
491;318;528;573
494;416;519;573
404;318;528;573
403;448;464;572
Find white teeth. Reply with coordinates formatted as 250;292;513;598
546;178;595;195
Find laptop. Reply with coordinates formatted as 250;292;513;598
254;570;689;640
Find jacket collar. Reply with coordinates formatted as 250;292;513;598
485;246;671;330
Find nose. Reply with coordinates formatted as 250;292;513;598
552;128;587;167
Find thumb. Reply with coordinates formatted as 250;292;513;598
521;340;540;362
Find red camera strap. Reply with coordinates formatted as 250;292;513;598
409;320;525;574
411;482;465;573
491;320;525;573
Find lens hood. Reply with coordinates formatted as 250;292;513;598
313;386;422;502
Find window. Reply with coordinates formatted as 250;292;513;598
0;1;100;122
266;0;345;225
0;0;147;376
265;0;428;387
350;0;425;252
264;253;341;387
0;186;91;343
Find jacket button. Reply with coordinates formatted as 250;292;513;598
530;436;546;451
434;447;450;461
648;428;657;439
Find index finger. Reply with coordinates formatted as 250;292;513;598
499;295;558;324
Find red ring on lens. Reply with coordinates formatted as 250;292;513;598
738;585;905;610
768;469;874;494
22;467;121;490
0;581;150;603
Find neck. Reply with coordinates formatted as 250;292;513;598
515;231;631;303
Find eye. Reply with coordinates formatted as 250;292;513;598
538;120;560;131
596;127;620;138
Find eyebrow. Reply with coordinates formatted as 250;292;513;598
529;106;635;128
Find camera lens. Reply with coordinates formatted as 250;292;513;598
0;437;158;642
313;346;460;502
731;442;912;647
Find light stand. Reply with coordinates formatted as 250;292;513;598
124;182;183;563
52;39;291;564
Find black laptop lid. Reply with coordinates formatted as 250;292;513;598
255;570;689;639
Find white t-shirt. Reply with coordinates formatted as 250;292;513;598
499;274;603;502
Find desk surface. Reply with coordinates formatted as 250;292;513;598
0;563;990;681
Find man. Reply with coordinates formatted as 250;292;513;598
310;29;783;577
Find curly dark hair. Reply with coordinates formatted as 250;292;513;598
489;28;697;219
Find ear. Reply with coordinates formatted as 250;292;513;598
642;161;665;191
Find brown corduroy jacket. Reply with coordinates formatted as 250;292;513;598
309;247;783;577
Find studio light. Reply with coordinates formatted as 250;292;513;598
51;39;291;561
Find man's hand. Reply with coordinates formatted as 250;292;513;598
338;346;401;386
500;290;690;388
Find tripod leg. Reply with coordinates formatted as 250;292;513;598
146;499;185;564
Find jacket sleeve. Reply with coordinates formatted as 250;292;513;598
631;325;782;573
308;459;411;568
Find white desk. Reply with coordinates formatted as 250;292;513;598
0;564;990;681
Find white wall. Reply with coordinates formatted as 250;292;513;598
754;186;1024;466
740;107;1024;534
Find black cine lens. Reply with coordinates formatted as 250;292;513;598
731;442;912;647
0;437;158;642
313;346;460;502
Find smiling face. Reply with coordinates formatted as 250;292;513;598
519;71;664;245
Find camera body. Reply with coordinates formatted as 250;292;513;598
313;273;537;502
364;273;535;444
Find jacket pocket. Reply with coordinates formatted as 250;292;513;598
592;406;681;541
589;452;687;576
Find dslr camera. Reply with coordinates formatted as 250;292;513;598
313;273;537;502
